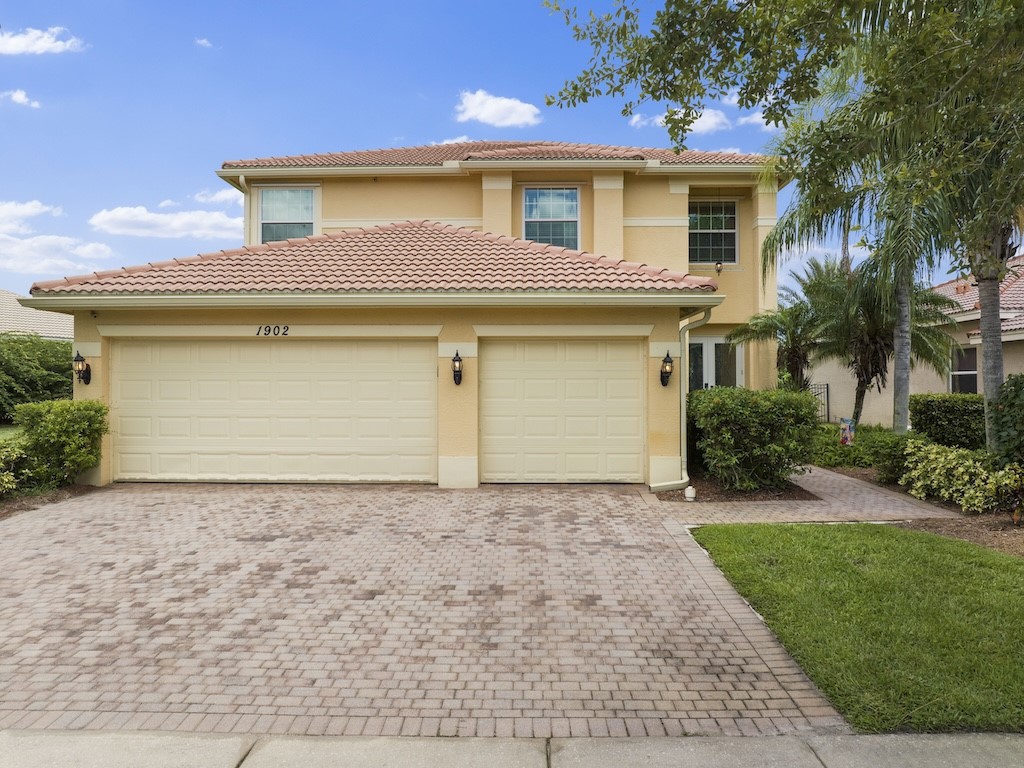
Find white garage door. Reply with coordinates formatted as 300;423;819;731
480;339;645;482
111;339;436;482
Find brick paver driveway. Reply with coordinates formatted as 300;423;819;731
0;483;859;738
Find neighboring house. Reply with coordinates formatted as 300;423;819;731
0;289;73;340
21;140;781;489
812;253;1024;425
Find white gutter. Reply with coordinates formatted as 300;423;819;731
21;292;725;312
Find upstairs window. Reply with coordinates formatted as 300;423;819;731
259;188;314;243
689;201;737;264
524;187;579;249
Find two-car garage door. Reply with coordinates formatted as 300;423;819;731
109;337;645;484
111;339;437;482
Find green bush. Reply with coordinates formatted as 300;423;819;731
993;374;1024;467
909;393;986;449
13;399;108;488
689;387;818;490
899;440;1021;514
0;438;26;497
0;333;72;423
808;423;909;474
873;433;921;485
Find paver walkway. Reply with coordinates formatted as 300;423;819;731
0;474;952;739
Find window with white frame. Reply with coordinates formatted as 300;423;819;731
524;187;579;249
259;188;314;243
951;347;978;393
689;201;737;264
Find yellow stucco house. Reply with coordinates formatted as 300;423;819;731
23;141;779;490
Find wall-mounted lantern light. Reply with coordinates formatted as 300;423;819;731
715;261;724;276
72;351;92;385
660;351;674;387
452;351;463;385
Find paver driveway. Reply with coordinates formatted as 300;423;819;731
0;483;854;738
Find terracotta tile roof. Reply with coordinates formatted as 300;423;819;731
0;289;73;338
931;254;1024;312
31;221;716;297
222;140;767;169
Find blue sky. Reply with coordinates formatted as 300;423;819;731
1;1;802;296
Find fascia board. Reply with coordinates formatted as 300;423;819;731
22;292;724;311
216;164;467;183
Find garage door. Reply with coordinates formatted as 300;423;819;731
111;339;436;482
480;339;645;482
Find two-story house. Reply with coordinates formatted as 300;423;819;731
23;141;779;490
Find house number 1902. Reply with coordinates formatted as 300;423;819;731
256;325;289;336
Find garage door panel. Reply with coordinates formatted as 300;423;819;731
481;339;644;483
111;339;437;482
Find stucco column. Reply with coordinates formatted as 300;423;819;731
437;341;479;488
481;174;513;236
749;179;779;390
592;172;624;258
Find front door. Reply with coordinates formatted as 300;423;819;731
688;337;743;390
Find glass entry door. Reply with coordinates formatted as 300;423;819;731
688;338;743;390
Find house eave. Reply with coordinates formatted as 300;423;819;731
22;291;724;311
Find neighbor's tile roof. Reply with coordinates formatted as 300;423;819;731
0;289;73;338
931;253;1024;312
222;140;766;169
31;220;716;296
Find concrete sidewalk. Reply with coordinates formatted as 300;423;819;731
2;731;1022;767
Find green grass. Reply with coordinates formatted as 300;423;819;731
0;426;21;442
692;523;1024;733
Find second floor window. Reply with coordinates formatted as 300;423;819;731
524;187;579;249
260;188;314;243
689;201;737;264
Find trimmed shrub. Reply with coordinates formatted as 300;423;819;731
0;333;72;423
873;433;921;485
909;393;986;449
0;438;26;497
899;440;1021;514
13;399;108;488
689;387;818;490
993;374;1024;467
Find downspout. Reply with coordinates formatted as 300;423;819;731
668;308;715;491
648;307;714;493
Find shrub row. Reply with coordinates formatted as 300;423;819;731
908;393;986;450
688;387;818;490
0;399;108;498
900;439;1024;514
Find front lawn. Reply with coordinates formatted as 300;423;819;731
692;523;1024;733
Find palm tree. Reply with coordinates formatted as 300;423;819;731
726;293;817;390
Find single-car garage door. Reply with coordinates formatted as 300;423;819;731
480;339;645;482
111;339;436;482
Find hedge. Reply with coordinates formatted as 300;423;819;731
908;393;986;449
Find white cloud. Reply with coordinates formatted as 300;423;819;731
158;199;179;209
1;89;41;108
193;188;243;207
720;90;741;107
0;234;112;276
455;89;541;128
690;109;732;135
737;111;779;132
0;27;84;55
194;37;213;48
628;113;665;129
715;147;742;154
435;135;472;145
89;206;243;239
0;200;62;235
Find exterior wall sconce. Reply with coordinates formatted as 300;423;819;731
660;352;674;387
451;351;463;385
72;351;92;385
715;261;724;276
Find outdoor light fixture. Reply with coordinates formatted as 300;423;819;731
451;350;463;385
715;261;724;276
72;351;91;385
660;352;674;387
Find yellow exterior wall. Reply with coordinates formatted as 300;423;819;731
73;305;685;489
320;176;483;229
